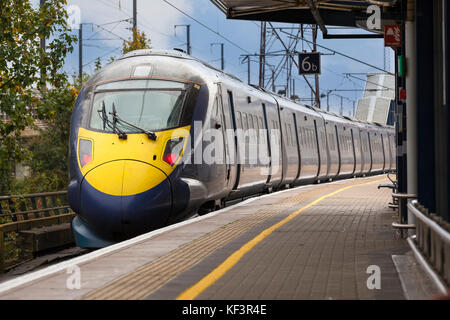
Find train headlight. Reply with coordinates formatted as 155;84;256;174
163;138;184;166
79;139;93;167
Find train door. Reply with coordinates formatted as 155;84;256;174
351;128;362;176
261;103;272;185
262;101;282;188
389;134;396;171
292;113;302;182
335;125;341;176
325;122;339;178
381;133;390;172
219;85;239;190
360;129;371;174
281;111;298;184
313;119;321;178
275;101;286;186
314;119;327;180
216;85;232;190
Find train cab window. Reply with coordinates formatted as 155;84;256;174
90;80;191;132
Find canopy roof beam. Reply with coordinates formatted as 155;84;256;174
305;0;328;36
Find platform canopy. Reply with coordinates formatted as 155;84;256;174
210;0;402;31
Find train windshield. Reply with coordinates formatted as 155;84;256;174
90;80;189;132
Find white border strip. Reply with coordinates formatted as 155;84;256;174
407;235;448;295
0;176;366;295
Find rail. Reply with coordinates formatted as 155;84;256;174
0;191;74;273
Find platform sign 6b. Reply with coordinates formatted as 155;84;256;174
298;52;321;75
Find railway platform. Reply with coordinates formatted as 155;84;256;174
0;175;441;300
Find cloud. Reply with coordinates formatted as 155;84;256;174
67;0;193;49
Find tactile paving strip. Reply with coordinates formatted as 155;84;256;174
81;177;385;300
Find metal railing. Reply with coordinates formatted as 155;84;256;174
408;199;450;287
0;191;71;223
0;191;74;272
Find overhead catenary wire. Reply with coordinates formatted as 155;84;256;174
160;0;252;54
279;29;393;75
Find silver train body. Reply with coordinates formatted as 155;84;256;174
68;49;395;247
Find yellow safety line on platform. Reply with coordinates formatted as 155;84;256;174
176;178;386;300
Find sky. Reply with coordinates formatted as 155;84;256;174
59;0;395;117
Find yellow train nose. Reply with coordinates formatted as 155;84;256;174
84;160;167;196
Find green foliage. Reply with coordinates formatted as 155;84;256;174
0;0;76;193
94;57;102;72
10;81;79;195
122;27;151;54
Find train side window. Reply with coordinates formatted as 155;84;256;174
290;124;294;146
254;116;260;143
308;128;311;148
237;111;243;129
249;114;254;129
306;128;309;148
242;113;248;130
285;123;291;146
331;132;336;151
290;124;293;146
302;127;306;147
284;123;288;145
312;128;317;148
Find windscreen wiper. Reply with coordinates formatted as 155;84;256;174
109;103;157;141
98;101;128;140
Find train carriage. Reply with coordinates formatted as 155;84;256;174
68;49;395;248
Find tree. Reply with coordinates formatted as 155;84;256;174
122;27;151;54
0;0;76;193
10;80;80;194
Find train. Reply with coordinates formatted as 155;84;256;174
68;49;395;248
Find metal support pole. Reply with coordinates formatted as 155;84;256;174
174;25;191;55
247;57;251;85
286;50;290;98
211;43;224;70
133;0;137;30
312;24;321;108
79;24;83;82
220;43;224;70
259;21;266;88
187;24;191;55
327;92;330;111
272;69;275;92
293;78;296;97
406;18;417;228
